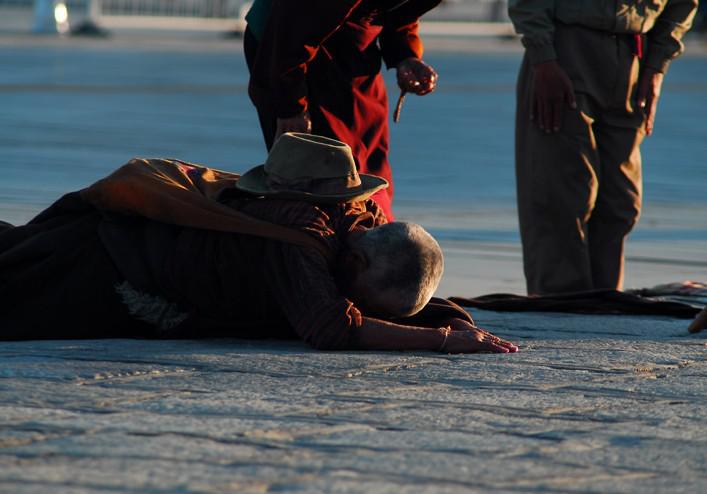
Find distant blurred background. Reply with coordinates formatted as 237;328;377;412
3;0;702;38
0;0;521;35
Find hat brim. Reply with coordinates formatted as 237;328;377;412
235;165;389;204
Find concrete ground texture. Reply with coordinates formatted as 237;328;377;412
0;26;706;493
1;312;705;493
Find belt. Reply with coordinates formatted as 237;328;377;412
633;33;644;59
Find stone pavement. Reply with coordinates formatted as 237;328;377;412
1;311;705;493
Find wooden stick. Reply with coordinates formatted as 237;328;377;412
393;90;406;123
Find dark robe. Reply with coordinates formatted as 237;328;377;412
245;0;442;220
0;193;142;339
1;188;470;346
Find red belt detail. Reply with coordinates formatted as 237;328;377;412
634;34;643;59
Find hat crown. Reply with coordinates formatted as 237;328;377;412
235;132;388;204
264;133;362;194
265;133;360;182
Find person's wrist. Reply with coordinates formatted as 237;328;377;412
641;66;663;77
526;44;557;66
397;56;419;67
532;59;561;74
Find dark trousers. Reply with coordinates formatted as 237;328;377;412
515;23;645;295
244;26;278;150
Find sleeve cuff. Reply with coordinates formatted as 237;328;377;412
525;43;558;65
643;52;672;74
383;48;422;69
380;20;424;70
392;297;473;327
382;37;423;69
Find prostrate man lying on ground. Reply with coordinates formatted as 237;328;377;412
0;133;517;353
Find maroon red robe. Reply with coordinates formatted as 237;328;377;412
245;0;441;220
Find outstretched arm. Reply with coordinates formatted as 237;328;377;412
351;316;518;353
268;239;518;353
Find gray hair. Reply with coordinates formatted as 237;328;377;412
352;222;444;317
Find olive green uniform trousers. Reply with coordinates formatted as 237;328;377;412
516;22;646;295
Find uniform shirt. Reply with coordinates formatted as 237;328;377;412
508;0;698;71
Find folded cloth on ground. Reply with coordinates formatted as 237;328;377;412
627;281;707;306
449;282;706;319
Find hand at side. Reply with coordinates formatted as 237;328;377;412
396;57;438;96
637;67;664;136
530;59;577;133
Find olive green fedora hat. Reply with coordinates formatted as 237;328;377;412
236;132;388;203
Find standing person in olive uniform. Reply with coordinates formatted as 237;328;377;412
243;0;440;220
508;0;698;295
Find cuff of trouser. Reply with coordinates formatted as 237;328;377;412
524;43;558;65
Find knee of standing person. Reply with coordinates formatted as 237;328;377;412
593;192;642;232
342;222;444;318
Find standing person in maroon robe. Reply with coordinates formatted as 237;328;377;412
244;0;441;220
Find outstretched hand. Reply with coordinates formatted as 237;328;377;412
637;67;664;136
441;318;519;354
396;57;438;96
530;60;577;133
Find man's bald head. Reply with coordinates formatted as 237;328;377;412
345;222;444;317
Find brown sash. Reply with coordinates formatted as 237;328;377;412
80;158;333;263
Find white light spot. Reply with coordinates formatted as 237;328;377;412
54;3;68;24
